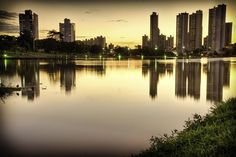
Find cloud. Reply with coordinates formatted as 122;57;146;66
0;10;17;20
107;19;128;23
84;9;99;14
0;21;19;33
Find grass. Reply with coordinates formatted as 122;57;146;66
133;98;236;157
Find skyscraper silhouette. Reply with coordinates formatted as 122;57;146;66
150;12;159;49
208;4;226;53
176;13;188;54
59;18;75;42
19;10;39;40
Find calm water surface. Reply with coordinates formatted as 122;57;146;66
0;58;236;156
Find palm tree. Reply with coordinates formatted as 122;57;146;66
47;30;63;41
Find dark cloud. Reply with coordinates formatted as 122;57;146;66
0;21;19;33
84;9;100;14
0;10;17;20
107;19;128;23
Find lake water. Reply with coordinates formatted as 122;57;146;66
0;58;236;156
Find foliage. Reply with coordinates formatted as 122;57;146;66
134;98;236;157
17;30;34;52
0;35;18;53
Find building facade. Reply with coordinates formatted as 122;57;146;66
208;4;226;53
166;35;174;50
189;10;202;51
150;12;159;49
59;18;75;42
176;12;189;54
225;22;232;46
19;10;39;40
142;34;149;48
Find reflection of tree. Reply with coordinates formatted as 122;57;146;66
60;61;76;93
18;60;40;101
175;61;201;100
142;60;173;99
40;60;106;93
206;61;230;102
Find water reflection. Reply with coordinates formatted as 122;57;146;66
205;61;230;102
0;58;234;102
142;61;173;99
0;58;235;156
175;61;201;100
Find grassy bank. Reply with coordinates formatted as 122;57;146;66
134;98;236;157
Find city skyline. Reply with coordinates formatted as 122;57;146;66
0;0;235;47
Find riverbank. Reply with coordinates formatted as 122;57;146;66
1;51;236;60
134;98;236;157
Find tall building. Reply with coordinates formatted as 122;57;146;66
142;34;149;48
159;34;166;50
189;10;203;51
225;22;232;46
59;18;75;42
208;4;226;53
81;36;106;48
166;35;174;50
19;10;39;40
150;12;159;49
176;12;189;54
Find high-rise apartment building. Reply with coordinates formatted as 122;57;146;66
176;12;189;54
208;4;226;53
225;22;232;46
166;36;174;50
189;10;202;51
150;12;159;49
19;10;39;40
59;18;75;42
142;34;149;48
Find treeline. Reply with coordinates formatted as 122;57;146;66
1;31;236;57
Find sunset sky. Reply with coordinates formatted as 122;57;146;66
0;0;235;47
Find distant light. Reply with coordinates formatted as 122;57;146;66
164;55;166;59
3;54;7;57
183;46;185;49
155;47;158;50
118;54;121;60
141;55;144;60
99;55;102;59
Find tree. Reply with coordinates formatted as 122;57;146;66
18;30;33;52
47;30;63;41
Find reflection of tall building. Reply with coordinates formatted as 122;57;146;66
188;63;201;99
175;62;187;97
143;61;173;99
206;61;230;102
19;10;39;40
176;13;189;54
208;4;226;53
60;62;76;93
150;12;159;49
149;61;159;99
59;18;75;42
175;61;201;99
20;60;40;101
